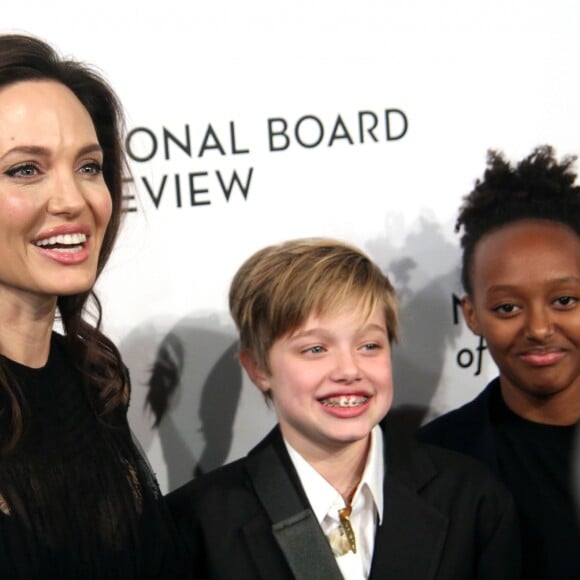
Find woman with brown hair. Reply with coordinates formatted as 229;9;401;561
0;34;182;578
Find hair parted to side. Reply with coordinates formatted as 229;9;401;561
456;145;580;296
0;34;128;453
229;238;399;376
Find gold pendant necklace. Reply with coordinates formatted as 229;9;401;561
328;481;360;556
327;503;357;556
338;504;357;554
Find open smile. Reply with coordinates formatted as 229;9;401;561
34;232;87;253
32;229;92;265
320;395;369;407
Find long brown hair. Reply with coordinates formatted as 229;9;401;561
0;34;128;453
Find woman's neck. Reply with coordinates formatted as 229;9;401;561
500;379;580;426
0;290;57;367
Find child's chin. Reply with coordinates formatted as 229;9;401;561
327;428;373;446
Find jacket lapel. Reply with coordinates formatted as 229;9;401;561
369;423;448;580
464;379;502;476
245;429;343;580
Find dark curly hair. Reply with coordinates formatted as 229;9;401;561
456;145;580;295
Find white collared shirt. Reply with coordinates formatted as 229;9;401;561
284;426;385;580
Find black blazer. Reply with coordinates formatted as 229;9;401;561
417;378;501;476
418;378;580;579
168;420;519;579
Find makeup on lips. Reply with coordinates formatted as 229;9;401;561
32;225;91;265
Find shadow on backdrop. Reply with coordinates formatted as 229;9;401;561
368;215;462;436
120;217;463;485
121;316;241;491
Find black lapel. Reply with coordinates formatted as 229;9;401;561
469;379;502;476
245;429;343;580
369;422;448;580
419;380;501;478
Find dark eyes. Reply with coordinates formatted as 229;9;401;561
554;296;577;308
492;296;577;315
492;303;519;314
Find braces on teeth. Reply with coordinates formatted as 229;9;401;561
322;396;368;407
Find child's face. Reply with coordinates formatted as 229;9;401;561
462;219;580;414
255;300;393;461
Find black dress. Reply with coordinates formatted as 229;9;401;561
0;332;183;579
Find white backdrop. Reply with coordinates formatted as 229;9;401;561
3;0;579;492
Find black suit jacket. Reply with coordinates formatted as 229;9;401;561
418;378;580;580
417;379;501;476
168;420;519;579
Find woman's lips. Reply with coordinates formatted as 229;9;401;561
519;349;566;367
32;229;90;265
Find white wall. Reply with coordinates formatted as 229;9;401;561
3;0;579;492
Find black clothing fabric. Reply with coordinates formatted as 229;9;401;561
168;421;521;579
419;378;580;580
0;333;182;579
493;389;578;580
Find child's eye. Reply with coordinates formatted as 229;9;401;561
553;295;577;308
5;163;40;177
361;342;380;351
303;345;325;354
492;303;520;315
79;161;103;175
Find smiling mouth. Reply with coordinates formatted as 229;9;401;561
519;349;566;366
320;395;369;408
34;233;87;253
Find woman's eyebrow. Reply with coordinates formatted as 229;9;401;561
0;142;102;161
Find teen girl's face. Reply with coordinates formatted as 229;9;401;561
0;80;112;306
463;219;580;421
249;300;393;462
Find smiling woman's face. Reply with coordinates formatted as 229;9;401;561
0;79;112;307
462;219;580;422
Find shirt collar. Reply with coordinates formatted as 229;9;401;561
363;424;385;524
284;425;385;525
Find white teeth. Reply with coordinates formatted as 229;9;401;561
51;247;82;253
321;396;368;408
35;233;87;247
